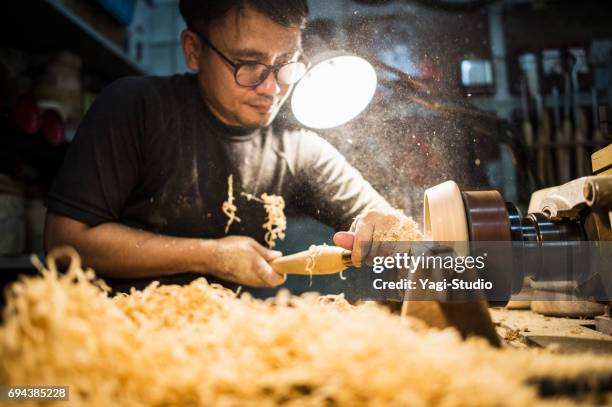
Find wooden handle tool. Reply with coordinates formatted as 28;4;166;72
271;246;352;275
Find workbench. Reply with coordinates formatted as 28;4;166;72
492;307;612;354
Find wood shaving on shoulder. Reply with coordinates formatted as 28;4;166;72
1;248;611;406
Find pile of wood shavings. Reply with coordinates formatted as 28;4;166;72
1;248;611;406
372;210;422;241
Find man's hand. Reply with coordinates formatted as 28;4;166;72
333;209;401;267
207;236;285;287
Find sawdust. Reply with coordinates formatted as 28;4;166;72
1;248;611;406
212;241;252;282
221;174;241;233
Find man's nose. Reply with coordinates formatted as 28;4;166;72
255;70;281;96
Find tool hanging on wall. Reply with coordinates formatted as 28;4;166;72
552;87;564;185
569;50;591;177
541;49;566;186
535;79;555;187
559;73;573;183
591;88;604;146
521;53;555;186
520;76;534;148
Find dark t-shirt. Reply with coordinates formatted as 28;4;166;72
45;73;390;289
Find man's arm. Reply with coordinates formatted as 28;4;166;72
44;212;285;287
294;130;394;231
294;131;412;265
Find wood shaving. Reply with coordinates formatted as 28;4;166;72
569;327;584;335
260;193;286;248
2;248;612;406
305;244;325;286
372;209;422;241
221;174;241;234
241;192;287;248
305;244;323;275
504;328;523;342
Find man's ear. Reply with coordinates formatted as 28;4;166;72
181;30;202;72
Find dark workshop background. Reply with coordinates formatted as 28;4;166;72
1;0;611;295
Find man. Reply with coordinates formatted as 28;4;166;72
44;0;398;292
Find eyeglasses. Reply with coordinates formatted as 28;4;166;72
193;31;309;88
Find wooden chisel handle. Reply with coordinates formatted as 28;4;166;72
271;246;352;275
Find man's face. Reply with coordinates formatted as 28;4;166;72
187;6;302;129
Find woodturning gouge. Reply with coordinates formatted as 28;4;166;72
271;246;352;275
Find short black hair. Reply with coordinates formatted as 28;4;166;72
179;0;309;33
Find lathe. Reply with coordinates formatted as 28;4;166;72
272;144;612;344
423;149;611;303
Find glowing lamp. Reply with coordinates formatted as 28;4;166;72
291;54;377;129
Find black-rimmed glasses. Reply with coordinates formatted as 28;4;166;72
193;31;308;88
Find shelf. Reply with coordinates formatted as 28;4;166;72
472;92;611;117
2;1;149;82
